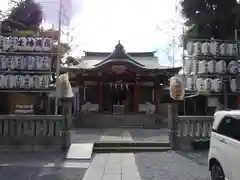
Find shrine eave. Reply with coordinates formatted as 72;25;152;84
60;66;182;75
84;51;157;57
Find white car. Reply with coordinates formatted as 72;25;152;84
208;110;240;180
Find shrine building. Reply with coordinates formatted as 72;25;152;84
61;42;181;118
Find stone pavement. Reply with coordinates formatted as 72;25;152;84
0;151;210;180
71;128;169;143
82;153;141;180
0;151;91;180
135;151;210;180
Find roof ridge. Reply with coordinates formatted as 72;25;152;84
94;41;145;67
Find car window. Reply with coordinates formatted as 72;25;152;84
217;117;240;141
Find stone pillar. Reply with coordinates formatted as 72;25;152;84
168;103;179;150
134;82;139;113
61;97;73;150
98;82;103;112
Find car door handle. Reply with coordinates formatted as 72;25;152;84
219;138;227;144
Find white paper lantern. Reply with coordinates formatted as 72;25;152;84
219;43;227;56
196;78;205;92
14;56;23;69
34;38;43;51
7;75;16;88
0;55;6;69
227;43;237;56
22;75;31;89
199;60;208;74
8;37;18;51
210;41;220;56
187;42;194;55
25;37;36;51
186;77;195;91
41;56;51;70
0;75;5;88
192;60;199;74
43;38;53;51
31;75;40;88
201;42;210;55
212;78;222;92
0;36;5;52
208;60;216;74
6;56;15;70
194;42;202;56
39;76;49;88
17;37;27;51
228;60;238;74
15;75;22;88
0;36;8;51
230;78;237;92
185;59;193;74
26;56;37;70
204;78;212;92
36;56;44;70
24;56;34;70
3;37;10;51
216;60;226;73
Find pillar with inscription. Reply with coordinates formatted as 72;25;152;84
61;97;73;150
168;103;178;150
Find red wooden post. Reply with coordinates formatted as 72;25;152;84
98;82;103;112
134;82;139;113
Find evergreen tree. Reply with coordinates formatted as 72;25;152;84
1;0;43;34
181;0;240;40
0;0;75;82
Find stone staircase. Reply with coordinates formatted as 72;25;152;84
73;114;167;129
93;141;170;153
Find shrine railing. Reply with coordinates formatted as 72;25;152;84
176;116;213;139
0;115;66;148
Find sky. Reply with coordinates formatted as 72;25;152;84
1;0;184;67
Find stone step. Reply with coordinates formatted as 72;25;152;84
94;141;170;148
93;141;170;153
93;146;171;153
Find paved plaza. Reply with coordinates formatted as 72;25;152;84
0;151;210;180
0;129;210;180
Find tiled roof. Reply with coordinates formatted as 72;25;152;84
61;42;182;72
94;41;145;67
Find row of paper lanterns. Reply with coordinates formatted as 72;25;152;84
0;36;53;52
169;76;238;100
0;75;50;89
185;59;239;74
0;55;51;70
187;41;237;56
186;77;237;92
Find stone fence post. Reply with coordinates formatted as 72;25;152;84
61;97;73;150
168;103;178;150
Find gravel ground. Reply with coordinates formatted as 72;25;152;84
135;151;210;180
